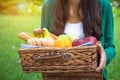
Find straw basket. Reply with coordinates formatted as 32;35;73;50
18;45;103;80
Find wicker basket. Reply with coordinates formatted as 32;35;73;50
42;72;103;80
18;45;103;80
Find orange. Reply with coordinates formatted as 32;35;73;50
54;38;72;48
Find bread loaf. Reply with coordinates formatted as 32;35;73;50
18;32;31;42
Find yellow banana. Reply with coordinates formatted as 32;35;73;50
31;32;43;38
32;28;43;38
32;28;51;38
42;28;51;38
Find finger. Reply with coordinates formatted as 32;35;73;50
96;52;106;72
96;42;106;72
96;41;101;44
96;42;103;52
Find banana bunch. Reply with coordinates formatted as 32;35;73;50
31;33;43;38
42;28;51;38
33;28;51;38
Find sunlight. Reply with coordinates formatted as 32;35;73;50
0;0;44;15
18;3;25;10
27;9;32;13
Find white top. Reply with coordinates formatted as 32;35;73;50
64;22;85;39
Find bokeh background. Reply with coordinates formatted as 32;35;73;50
0;0;120;80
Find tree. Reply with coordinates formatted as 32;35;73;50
111;0;120;7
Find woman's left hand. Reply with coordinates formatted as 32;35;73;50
96;41;106;72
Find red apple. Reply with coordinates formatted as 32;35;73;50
72;39;84;46
84;36;97;44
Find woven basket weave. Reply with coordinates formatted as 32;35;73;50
42;72;103;80
18;45;103;80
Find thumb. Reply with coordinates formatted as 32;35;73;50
96;42;106;72
96;42;104;53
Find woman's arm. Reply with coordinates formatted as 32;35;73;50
41;1;47;28
104;1;116;65
96;0;116;71
41;0;56;32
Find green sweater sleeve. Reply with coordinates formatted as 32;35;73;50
41;0;56;32
104;0;116;65
41;1;46;28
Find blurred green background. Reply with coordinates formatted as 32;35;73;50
0;0;120;80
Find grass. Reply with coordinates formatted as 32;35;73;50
107;16;120;80
0;15;42;80
0;15;120;80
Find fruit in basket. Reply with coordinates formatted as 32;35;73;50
54;38;72;48
19;28;58;44
31;32;43;38
84;36;97;45
72;36;97;46
33;28;51;38
67;34;79;41
54;34;72;48
34;28;51;38
33;28;58;40
58;34;72;41
33;28;42;34
42;28;51;38
72;39;84;46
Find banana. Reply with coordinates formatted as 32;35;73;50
31;33;43;38
42;28;51;38
33;28;53;38
32;28;43;38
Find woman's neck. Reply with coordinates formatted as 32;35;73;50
68;0;80;11
68;0;81;23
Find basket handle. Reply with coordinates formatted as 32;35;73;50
33;52;73;63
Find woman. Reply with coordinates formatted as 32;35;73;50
39;0;115;80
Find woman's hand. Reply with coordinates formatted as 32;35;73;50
96;41;106;72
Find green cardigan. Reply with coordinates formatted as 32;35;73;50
41;0;116;80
